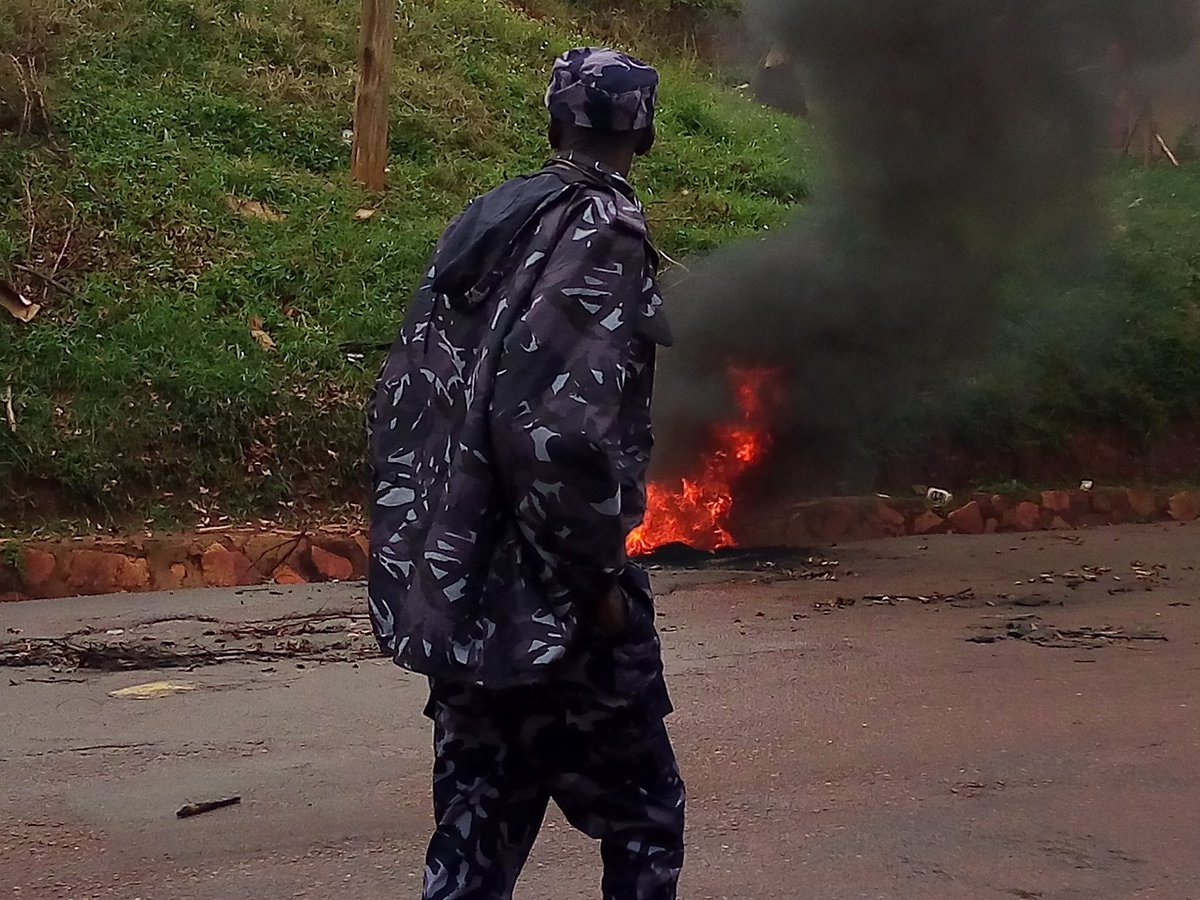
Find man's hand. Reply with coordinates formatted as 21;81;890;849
594;585;629;638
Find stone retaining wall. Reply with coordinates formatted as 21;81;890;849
2;487;1198;601
742;486;1200;547
0;528;367;602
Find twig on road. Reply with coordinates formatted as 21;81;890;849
177;796;241;819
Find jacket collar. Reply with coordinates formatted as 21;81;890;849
546;152;642;209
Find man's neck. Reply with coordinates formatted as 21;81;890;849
557;146;635;179
554;152;637;195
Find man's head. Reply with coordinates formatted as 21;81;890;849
545;47;658;177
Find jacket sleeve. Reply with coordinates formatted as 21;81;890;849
490;201;651;607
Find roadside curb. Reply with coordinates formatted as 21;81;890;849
1;527;367;602
737;486;1199;548
2;487;1198;601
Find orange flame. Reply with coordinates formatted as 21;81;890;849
627;367;779;556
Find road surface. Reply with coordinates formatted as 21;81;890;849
2;523;1198;899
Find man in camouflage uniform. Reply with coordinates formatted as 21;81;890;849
368;48;684;900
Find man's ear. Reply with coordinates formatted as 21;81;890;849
635;124;656;157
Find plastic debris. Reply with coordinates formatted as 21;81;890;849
109;681;196;699
926;487;953;508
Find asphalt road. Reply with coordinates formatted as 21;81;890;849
2;523;1198;899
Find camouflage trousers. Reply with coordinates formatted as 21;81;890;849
421;676;685;900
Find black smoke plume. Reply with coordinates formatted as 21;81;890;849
653;0;1199;498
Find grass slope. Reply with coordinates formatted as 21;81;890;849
0;0;806;527
905;165;1200;461
2;0;1200;533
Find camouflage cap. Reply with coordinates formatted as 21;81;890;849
545;47;659;132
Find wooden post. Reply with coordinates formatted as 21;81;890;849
351;0;396;192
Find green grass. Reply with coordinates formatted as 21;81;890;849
0;0;807;528
887;164;1200;462
3;0;1200;534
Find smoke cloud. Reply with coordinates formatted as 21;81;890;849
653;0;1199;498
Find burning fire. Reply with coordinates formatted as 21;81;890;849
627;367;779;556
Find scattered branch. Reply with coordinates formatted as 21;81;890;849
5;54;32;136
1155;132;1180;167
245;531;306;571
49;199;78;283
3;380;15;434
657;246;689;272
15;263;72;295
25;56;50;132
4;53;50;137
22;177;35;253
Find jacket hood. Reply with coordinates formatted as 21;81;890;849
430;171;580;310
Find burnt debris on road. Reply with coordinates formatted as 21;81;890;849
0;611;379;672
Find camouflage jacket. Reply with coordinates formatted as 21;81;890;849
368;154;672;688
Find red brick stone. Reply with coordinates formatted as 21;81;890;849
966;494;995;521
732;512;788;549
150;559;187;590
913;511;946;535
947;501;985;535
353;533;370;558
1168;491;1200;523
1013;502;1043;532
829;500;864;541
782;514;815;547
1091;490;1116;514
875;503;907;536
1049;516;1073;531
243;533;303;576
1041;490;1071;514
319;535;366;569
273;564;307;585
67;550;151;594
310;545;355;581
22;548;58;588
984;518;999;534
846;518;889;542
200;543;258;588
1127;489;1159;519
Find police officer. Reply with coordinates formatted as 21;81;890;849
368;47;684;900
